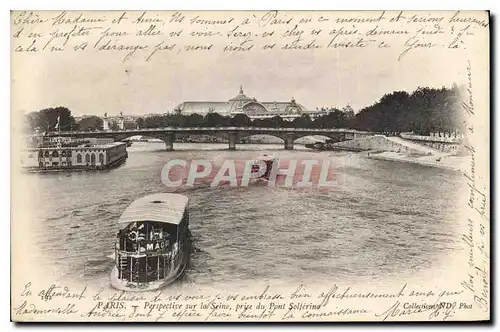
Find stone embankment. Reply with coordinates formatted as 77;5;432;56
332;135;467;173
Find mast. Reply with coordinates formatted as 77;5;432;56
53;109;62;163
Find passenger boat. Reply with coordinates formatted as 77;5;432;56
251;154;276;180
110;193;191;292
120;138;133;147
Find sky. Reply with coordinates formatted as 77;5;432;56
11;10;483;117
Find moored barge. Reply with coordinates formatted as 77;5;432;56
20;141;128;173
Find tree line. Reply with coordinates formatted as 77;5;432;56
24;108;121;133
24;85;463;135
135;108;355;130
352;85;463;135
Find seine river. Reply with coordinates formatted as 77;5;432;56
23;142;465;290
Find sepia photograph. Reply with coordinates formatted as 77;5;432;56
10;9;490;322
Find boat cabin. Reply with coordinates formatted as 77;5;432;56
251;154;275;179
113;193;189;287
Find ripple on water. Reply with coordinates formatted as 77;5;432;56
24;144;466;286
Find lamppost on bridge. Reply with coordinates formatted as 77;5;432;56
103;112;110;131
118;112;125;131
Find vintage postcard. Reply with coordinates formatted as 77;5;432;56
11;10;490;322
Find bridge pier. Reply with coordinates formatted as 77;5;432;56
228;132;237;150
284;134;295;150
162;133;175;151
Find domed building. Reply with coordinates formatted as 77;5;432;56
175;86;318;121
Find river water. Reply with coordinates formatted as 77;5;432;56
22;142;465;290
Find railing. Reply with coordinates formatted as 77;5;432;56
48;127;371;135
116;250;181;284
400;133;462;143
118;267;171;283
115;249;171;257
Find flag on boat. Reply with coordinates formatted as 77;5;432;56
54;116;60;130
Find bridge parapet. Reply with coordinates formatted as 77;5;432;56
44;127;373;150
47;127;372;136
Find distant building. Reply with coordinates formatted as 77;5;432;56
103;113;137;131
175;86;324;120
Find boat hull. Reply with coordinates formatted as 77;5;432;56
110;251;189;292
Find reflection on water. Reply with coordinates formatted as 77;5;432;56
23;142;465;289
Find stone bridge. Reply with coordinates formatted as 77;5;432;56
47;127;372;150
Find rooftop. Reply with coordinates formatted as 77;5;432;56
118;193;189;226
229;85;252;101
25;141;126;150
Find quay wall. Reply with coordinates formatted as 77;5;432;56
406;140;461;153
331;135;434;156
400;134;461;153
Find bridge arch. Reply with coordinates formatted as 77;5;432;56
111;133;170;142
291;133;346;142
238;133;284;144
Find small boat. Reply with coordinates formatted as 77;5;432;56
251;154;276;180
306;142;327;150
110;193;191;292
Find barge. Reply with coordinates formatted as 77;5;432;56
20;141;128;173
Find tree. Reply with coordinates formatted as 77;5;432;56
183;113;204;127
269;116;284;128
313;109;345;128
143;115;168;128
123;121;136;130
165;113;185;127
350;85;461;135
136;117;145;129
251;118;267;127
78;116;103;131
109;120;120;131
230;114;251;127
24;112;42;132
203;113;225;127
292;114;313;128
24;106;77;133
342;105;355;120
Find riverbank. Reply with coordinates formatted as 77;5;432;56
308;134;468;173
365;151;468;173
